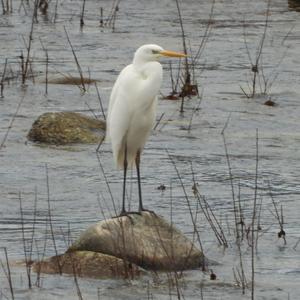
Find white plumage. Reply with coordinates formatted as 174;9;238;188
107;44;164;168
107;44;186;213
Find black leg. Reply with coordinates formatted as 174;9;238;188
135;150;144;212
135;151;156;216
121;144;128;215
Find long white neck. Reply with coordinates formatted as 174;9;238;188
135;61;163;105
133;55;145;66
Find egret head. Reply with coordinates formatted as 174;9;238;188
133;44;186;65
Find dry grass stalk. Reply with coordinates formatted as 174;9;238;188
53;0;59;23
251;129;259;300
39;0;48;15
80;0;86;27
221;113;241;241
192;0;215;65
233;265;248;293
151;217;191;299
96;153;118;215
0;58;8;98
235;197;248;294
1;0;10;14
153;224;184;299
69;253;84;300
105;0;120;28
174;0;189;79
174;0;193;112
199;194;228;247
268;182;286;245
19;192;33;288
293;238;300;251
0;247;15;299
45;164;62;274
187;87;203;132
166;150;206;271
166;0;214;105
254;197;263;249
18;0;28;15
20;0;38;85
111;6;118;32
33;241;42;287
240;0;271;98
39;39;49;95
100;7;103;27
166;61;180;99
29;188;39;283
63;26;86;92
0;95;25;150
95;83;106;120
1;0;5;14
153;112;165;131
191;163;228;247
45;49;49;94
237;181;245;241
38;213;52;286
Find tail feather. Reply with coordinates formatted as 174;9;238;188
115;144;136;169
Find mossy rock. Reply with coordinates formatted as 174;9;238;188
32;251;144;279
28;112;106;145
68;212;206;271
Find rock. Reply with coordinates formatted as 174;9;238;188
28;112;106;145
37;75;100;85
67;212;206;271
288;0;300;12
264;99;277;107
32;251;144;279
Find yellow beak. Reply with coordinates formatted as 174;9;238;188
160;50;187;58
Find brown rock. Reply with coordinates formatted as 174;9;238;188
39;75;100;85
289;0;300;12
28;112;106;145
32;251;144;279
264;99;277;107
67;212;206;271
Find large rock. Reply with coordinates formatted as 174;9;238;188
28;112;106;145
32;250;144;279
67;212;205;271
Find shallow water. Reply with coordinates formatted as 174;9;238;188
0;0;300;299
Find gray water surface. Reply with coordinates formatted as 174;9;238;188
0;0;299;299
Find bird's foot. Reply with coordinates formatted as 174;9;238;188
138;208;157;216
113;210;134;224
118;210;129;217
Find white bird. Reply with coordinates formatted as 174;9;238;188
107;44;186;215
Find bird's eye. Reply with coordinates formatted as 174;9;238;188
152;50;159;54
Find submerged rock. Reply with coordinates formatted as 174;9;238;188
67;212;206;271
32;250;144;279
264;99;277;107
28;112;106;145
37;75;100;85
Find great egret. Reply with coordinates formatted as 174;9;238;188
107;44;186;215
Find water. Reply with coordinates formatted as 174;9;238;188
0;0;299;299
